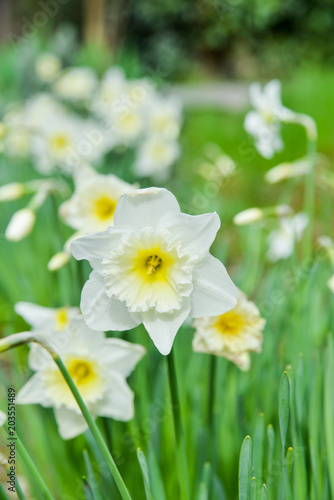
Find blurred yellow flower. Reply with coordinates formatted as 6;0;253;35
16;320;145;439
59;164;136;233
192;292;265;370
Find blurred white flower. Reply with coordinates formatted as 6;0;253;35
71;187;238;355
193;292;265;370
0;410;6;427
16;320;145;439
15;302;81;332
134;136;180;179
124;78;156;110
59;164;136;233
244;80;293;159
146;96;182;139
5;208;35;241
233;208;264;225
53;67;98;102
35;53;61;82
110;105;144;145
30;113;105;174
0;183;25;201
92;67;126;117
267;213;309;262
265;158;311;184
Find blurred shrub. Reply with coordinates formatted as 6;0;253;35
125;0;334;78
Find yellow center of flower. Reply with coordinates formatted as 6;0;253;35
50;133;70;152
94;196;116;220
118;111;139;132
215;310;245;336
55;308;69;331
67;359;95;385
134;247;173;283
44;356;103;407
146;255;162;274
261;110;275;124
151;143;168;162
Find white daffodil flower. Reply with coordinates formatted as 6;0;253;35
134;136;180;179
59;164;136;233
92;67;126;118
193;292;265;370
71;187;238;355
0;410;6;427
35;53;61;82
124;78;156;110
53;67;98;102
267;213;309;262
244;79;293;159
146;96;182;140
15;302;81;332
30;113;106;174
20;93;65;130
16;321;145;440
110;105;144;145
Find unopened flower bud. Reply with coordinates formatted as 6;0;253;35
5;208;35;241
48;252;70;271
0;182;25;201
233;208;263;225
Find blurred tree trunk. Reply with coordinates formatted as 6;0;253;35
0;0;12;41
84;0;107;46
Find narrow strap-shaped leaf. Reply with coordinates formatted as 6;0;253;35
82;478;95;500
278;372;293;500
253;413;265;486
83;450;103;500
261;484;268;500
197;462;211;500
286;447;293;477
324;335;334;499
250;477;257;500
137;448;154;500
279;372;290;450
239;436;253;500
0;483;10;500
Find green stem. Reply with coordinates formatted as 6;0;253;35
4;425;54;500
284;112;318;259
53;356;132;500
166;350;190;500
208;356;217;463
303;135;317;259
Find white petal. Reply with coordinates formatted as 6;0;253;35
158;211;220;257
244;111;263;135
0;410;7;427
14;302;54;328
190;255;238;318
264;79;282;111
16;373;52;406
114;188;180;231
142;300;191;355
249;82;263;109
99;339;145;377
71;227;128;270
54;406;88;440
28;343;54;371
93;373;134;421
80;271;141;331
